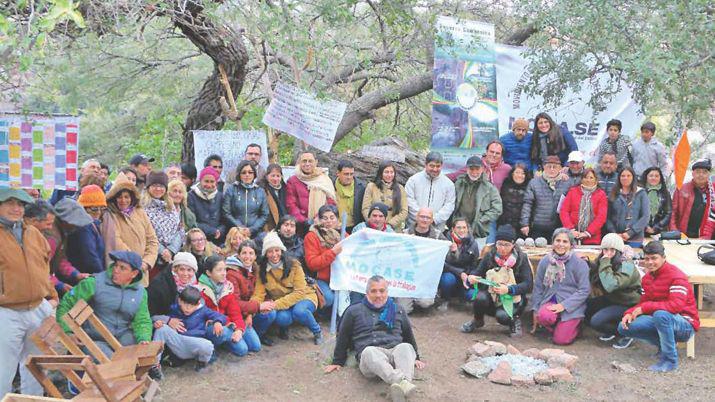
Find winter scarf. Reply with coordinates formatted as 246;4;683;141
646;183;662;220
544;250;572;288
266;259;283;272
198;273;230;302
192;184;217;201
362;297;397;330
544;172;560;191
578;184;597;232
486;252;520;304
145;198;181;247
309;223;341;249
120;206;135;218
172;271;197;293
294;166;336;220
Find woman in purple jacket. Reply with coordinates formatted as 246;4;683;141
530;228;591;345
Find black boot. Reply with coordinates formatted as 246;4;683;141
460;316;485;333
509;317;523;337
278;327;290;340
260;336;274;346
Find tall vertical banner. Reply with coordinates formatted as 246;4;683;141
495;44;644;163
192;130;269;182
0;114;80;190
432;17;498;172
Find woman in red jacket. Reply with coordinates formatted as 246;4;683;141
304;205;344;312
559;168;608;244
224;241;263;348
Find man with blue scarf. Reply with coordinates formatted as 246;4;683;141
325;275;425;402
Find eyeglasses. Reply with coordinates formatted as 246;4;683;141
210;164;223;169
190;238;206;243
495;241;514;248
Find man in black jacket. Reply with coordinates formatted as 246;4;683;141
324;275;426;402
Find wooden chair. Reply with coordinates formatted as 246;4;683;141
61;300;163;378
29;317;87;391
26;355;148;402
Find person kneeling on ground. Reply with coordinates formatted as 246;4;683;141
439;217;480;310
165;286;230;373
461;225;532;337
198;255;261;357
325;275;426;402
585;233;641;349
530;228;590;345
617;241;699;372
251;231;324;345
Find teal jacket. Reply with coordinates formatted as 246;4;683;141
56;265;152;342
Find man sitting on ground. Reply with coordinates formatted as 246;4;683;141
617;241;699;372
325;275;426;402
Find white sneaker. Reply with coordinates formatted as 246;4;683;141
599;334;616;342
390;379;416;402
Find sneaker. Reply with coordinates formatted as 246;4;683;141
278;327;290;340
313;331;324;345
67;379;80;396
148;364;164;381
194;360;210;373
509;317;523;338
613;337;634;349
648;360;678;372
460;318;485;333
260;336;274;346
390;379;416;402
599;334;616;342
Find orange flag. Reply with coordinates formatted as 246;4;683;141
673;130;690;190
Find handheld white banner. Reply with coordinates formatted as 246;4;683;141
330;229;450;299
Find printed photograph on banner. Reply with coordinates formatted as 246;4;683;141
432;17;498;172
495;44;643;164
192;130;269;182
0;114;80;190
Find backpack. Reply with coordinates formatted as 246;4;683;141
697;245;715;265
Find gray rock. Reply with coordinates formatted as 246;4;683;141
611;361;637;373
484;340;507;355
462;360;491;379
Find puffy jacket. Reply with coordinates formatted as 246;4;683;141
405;171;455;231
222;182;270;237
597;170;618;195
168;303;227;338
470;246;533;298
197;274;245;331
453;173;502;238
669;181;715;239
520;176;570;231
589;257;641;306
66;221;106;274
500;131;534;171
645;186;672;234
284;175;336;223
559;186;608;244
187;187;226;242
443;235;479;277
361;181;408;231
606;188;650;241
497;179;528;232
251;259;318;310
226;263;259;316
625;262;699;331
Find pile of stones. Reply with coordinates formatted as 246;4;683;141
461;341;578;386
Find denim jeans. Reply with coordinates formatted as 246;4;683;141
586;296;629;336
317;280;335;312
486;220;497;243
253;310;277;336
254;300;321;335
204;325;249;357
438;272;465;299
242;326;262;352
618;310;694;364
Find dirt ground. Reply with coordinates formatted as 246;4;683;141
157;286;715;402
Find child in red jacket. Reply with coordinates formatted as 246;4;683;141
618;241;699;372
197;255;257;356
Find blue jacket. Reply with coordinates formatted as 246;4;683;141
169;303;227;338
499;131;533;171
188;188;226;241
606;188;650;242
66;221;106;274
222;182;270;236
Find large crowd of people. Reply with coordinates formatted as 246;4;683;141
0;115;711;400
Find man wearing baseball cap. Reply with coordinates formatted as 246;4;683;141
670;158;715;239
129;153;155;190
564;150;586;187
453;155;502;243
0;187;58;397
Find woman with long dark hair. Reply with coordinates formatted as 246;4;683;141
361;161;408;231
529;112;578;169
641;167;672;236
497;163;531;234
222;160;269;238
606;167;650;248
260;163;287;232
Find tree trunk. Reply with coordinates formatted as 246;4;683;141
173;2;248;164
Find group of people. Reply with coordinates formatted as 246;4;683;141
0;114;711;400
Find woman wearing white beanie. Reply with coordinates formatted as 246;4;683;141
585;233;642;349
251;231;323;345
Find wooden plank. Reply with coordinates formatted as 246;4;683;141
662;243;715;284
87;315;123;352
1;393;66;401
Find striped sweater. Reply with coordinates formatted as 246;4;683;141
626;262;700;331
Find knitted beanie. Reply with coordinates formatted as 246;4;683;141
600;233;624;252
78;185;107;207
172;252;198;271
368;202;389;218
146;170;169;189
512;118;529;131
261;231;287;256
495;225;516;242
199;166;220;181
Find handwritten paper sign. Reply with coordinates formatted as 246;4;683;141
0;114;80;190
262;82;347;152
193;130;268;182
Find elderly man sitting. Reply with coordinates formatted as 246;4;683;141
325;275;425;402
